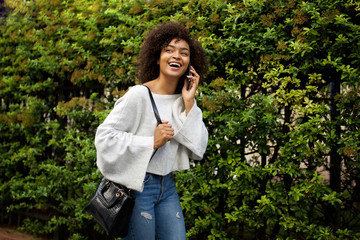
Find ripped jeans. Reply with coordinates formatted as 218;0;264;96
122;173;186;240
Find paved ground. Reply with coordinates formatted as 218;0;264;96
0;226;40;240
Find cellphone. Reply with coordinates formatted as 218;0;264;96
186;62;191;90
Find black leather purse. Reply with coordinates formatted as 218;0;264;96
85;178;135;238
85;85;161;238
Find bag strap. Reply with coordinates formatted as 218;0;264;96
143;85;162;160
143;85;162;125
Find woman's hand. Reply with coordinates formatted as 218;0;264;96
153;121;174;149
182;66;200;115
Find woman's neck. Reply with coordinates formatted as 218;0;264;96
145;76;179;95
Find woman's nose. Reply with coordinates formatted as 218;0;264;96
172;50;180;59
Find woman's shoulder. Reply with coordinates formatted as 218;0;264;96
121;85;149;100
114;85;148;107
126;84;148;95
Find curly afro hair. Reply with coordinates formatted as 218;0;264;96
137;22;208;89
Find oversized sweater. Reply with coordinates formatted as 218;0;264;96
95;85;208;192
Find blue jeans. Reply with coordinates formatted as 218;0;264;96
122;173;186;240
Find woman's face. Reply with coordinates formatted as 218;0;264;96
158;38;190;81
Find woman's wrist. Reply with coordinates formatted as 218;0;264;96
184;99;194;115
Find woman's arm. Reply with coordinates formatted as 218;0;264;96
171;99;208;160
95;86;156;192
174;66;208;159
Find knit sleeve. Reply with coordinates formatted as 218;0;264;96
94;86;155;192
172;98;208;160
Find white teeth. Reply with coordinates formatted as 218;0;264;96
169;63;181;68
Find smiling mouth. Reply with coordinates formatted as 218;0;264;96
169;62;181;69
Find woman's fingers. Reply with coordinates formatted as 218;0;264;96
153;121;174;149
159;125;174;138
187;66;200;89
190;66;200;84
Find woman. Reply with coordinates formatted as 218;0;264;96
95;22;208;240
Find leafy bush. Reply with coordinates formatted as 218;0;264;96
1;0;359;239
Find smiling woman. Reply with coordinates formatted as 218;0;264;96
156;38;190;92
137;22;208;93
94;21;209;240
164;40;190;71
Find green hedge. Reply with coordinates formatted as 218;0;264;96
1;0;359;239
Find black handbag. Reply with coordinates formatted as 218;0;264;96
85;178;135;238
85;85;162;238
